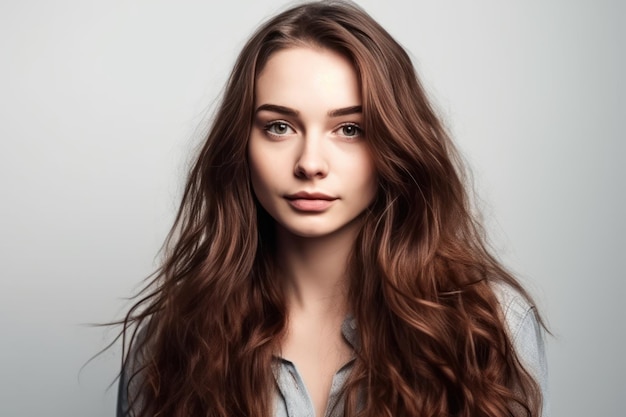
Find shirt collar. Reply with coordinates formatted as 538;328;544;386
340;314;360;350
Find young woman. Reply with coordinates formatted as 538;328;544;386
116;1;548;416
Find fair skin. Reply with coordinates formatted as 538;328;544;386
248;46;377;416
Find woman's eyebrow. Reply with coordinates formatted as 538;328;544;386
254;104;362;118
328;105;362;117
255;104;299;117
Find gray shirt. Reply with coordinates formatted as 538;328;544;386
118;283;549;417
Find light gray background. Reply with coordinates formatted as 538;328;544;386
1;1;623;416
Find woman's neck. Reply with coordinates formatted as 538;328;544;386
275;223;359;317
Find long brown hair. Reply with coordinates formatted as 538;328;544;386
118;1;543;416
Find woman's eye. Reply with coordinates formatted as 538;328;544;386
337;123;362;138
265;121;294;136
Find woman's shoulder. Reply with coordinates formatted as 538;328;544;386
489;279;550;415
489;279;546;352
117;323;151;417
489;280;537;339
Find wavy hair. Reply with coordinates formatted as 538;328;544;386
117;1;543;416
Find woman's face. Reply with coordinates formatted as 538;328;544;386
248;46;377;239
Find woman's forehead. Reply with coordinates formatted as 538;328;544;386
255;46;361;112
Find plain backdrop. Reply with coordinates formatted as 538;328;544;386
0;1;623;416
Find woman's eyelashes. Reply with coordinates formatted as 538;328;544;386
335;123;362;139
264;120;295;138
262;120;363;140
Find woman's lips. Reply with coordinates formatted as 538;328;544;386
287;198;335;211
284;192;337;212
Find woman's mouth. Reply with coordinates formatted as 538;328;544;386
284;192;337;212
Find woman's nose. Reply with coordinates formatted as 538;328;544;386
293;135;328;179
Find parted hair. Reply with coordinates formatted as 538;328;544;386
118;1;543;416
